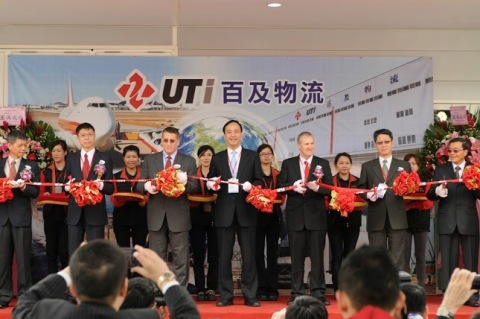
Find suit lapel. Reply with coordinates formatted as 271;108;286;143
89;150;100;179
0;158;6;178
17;158;26;180
373;160;384;182
294;156;303;181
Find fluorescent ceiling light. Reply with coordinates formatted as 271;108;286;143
267;3;282;8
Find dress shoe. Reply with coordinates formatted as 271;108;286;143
197;291;206;301
465;299;480;307
216;300;234;307
268;294;279;301
258;294;268;301
205;290;217;301
0;301;9;308
319;296;331;306
244;299;260;307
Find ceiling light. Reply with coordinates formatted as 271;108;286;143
267;3;282;8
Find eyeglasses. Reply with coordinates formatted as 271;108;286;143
259;153;273;157
447;149;465;154
162;139;177;144
375;140;392;146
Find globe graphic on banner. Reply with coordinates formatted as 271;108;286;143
178;115;267;157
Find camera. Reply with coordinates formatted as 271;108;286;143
472;275;480;289
121;247;140;269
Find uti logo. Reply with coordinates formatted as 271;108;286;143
160;76;217;108
116;70;157;112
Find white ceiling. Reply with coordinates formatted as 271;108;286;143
1;0;479;34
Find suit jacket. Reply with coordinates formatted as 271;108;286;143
136;151;199;232
0;158;40;227
357;157;411;231
65;150;113;226
277;155;333;231
208;148;263;227
12;274;200;319
427;161;480;235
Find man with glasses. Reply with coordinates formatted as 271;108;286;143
358;128;411;269
137;126;199;287
427;137;480;307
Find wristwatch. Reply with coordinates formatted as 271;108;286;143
437;306;454;319
157;271;176;287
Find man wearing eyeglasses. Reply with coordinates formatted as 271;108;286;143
358;128;411;269
137;126;199;288
427;137;480;307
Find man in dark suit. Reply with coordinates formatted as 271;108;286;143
358;128;411;269
64;123;113;256
0;130;40;308
137;126;198;287
12;239;200;319
427;137;480;307
277;131;333;306
206;119;263;307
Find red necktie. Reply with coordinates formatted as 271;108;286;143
165;156;172;169
9;160;16;180
82;154;90;179
304;160;310;184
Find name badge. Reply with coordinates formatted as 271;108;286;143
228;178;239;193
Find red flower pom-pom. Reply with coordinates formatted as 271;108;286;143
0;178;14;203
463;164;480;190
246;185;277;213
69;180;103;207
330;190;356;217
154;166;185;198
393;170;420;196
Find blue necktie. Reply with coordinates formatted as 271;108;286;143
231;151;237;177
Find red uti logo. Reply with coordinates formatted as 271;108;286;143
116;70;157;112
295;111;301;121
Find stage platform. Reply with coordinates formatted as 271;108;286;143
1;295;479;319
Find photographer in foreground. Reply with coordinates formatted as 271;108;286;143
13;239;200;319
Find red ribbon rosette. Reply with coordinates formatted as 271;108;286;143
69;180;103;207
246;185;277;213
0;178;14;203
462;164;480;190
110;192;147;207
154;166;185;198
392;170;420;196
330;190;356;217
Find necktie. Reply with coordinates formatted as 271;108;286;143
165;156;172;169
304;161;310;184
231;151;237;177
82;154;90;179
9;160;16;180
382;159;388;180
455;166;461;179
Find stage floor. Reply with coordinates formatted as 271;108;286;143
1;295;479;319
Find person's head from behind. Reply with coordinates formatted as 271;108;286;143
400;283;427;319
7;130;28;160
286;295;328;319
75;122;96;151
120;277;156;310
336;245;405;318
69;239;128;310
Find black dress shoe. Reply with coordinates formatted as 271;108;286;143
216;300;234;307
0;301;9;308
197;291;206;301
244;299;260;307
268;294;279;301
465;299;480;307
319;296;331;306
205;290;217;301
258;294;268;301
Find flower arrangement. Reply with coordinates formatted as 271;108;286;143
392;170;421;196
20;165;33;181
246;185;277;213
462;164;480;190
153;166;185;198
417;110;480;178
313;165;324;181
94;160;106;179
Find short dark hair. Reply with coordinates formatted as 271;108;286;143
222;120;242;133
161;126;180;138
197;145;215;157
403;153;419;166
449;137;470;150
6;130;27;144
257;143;274;156
338;245;400;312
120;277;156;310
75;122;95;135
400;283;426;319
122;145;140;157
373;129;393;142
52;139;68;152
286;296;328;319
334;152;352;165
70;240;128;303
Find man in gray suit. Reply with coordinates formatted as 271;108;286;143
358;128;411;269
137;127;199;287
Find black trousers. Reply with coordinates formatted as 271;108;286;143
255;221;280;296
190;217;218;291
43;214;69;273
113;223;148;248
